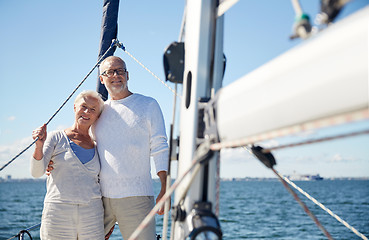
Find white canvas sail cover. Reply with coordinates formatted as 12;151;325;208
216;6;369;145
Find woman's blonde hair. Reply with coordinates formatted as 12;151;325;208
74;90;104;114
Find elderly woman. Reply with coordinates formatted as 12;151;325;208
31;90;104;240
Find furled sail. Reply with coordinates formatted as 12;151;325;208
96;0;120;100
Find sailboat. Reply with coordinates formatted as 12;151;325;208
83;0;369;239
2;0;368;239
159;1;368;239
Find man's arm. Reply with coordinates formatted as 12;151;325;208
156;170;168;215
149;99;170;214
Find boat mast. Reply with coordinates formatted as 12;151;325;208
173;0;224;238
96;0;120;100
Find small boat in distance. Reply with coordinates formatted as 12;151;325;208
288;172;324;181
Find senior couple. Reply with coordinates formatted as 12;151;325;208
31;56;169;240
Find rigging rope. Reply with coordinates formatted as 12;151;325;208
0;40;117;172
244;146;334;239
271;167;334;240
215;151;221;216
127;145;209;240
7;223;40;240
245;145;368;239
162;84;179;240
121;47;182;99
282;175;369;240
262;128;369;153
210;108;369;151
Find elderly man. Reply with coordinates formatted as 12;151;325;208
94;56;169;240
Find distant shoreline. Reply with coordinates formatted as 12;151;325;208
221;177;369;181
1;176;368;183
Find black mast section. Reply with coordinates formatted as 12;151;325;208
96;0;120;101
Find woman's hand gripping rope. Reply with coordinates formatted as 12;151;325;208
32;124;47;161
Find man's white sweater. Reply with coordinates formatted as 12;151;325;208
94;93;169;198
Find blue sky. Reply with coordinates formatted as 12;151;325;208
0;0;368;179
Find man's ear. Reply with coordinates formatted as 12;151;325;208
126;71;129;81
99;75;105;84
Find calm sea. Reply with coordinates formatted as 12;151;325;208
0;179;368;240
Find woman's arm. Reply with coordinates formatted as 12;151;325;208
32;124;47;160
30;124;48;178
